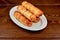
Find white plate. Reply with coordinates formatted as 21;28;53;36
9;6;47;31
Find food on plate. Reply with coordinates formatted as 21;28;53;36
17;5;40;22
13;1;44;27
22;1;43;17
14;11;32;27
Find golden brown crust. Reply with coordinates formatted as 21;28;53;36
22;1;43;17
14;11;32;27
17;5;38;22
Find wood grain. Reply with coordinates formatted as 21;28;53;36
0;0;60;40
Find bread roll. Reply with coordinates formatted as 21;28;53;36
14;11;32;27
22;1;43;17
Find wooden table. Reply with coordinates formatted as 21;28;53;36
0;0;60;40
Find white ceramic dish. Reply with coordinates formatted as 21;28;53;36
9;6;47;31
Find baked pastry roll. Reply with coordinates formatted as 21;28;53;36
17;5;40;22
14;11;32;27
22;1;43;17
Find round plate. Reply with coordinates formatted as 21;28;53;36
9;6;47;31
